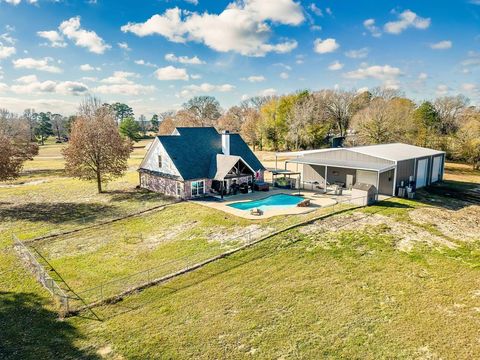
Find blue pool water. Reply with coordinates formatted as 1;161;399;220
228;194;304;212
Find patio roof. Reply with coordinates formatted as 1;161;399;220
286;157;396;172
209;154;255;181
269;169;302;176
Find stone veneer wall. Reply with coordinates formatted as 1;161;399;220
140;172;182;198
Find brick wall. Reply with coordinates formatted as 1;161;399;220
140;172;183;198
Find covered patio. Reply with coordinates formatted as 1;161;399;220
209;154;256;199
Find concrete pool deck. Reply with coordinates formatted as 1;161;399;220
191;188;343;219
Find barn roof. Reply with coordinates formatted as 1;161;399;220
347;143;445;161
156;127;264;181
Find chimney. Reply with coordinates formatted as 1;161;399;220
222;130;230;155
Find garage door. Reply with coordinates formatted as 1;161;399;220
431;156;442;183
416;159;428;188
356;170;378;189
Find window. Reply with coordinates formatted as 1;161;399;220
158;155;162;168
191;180;205;197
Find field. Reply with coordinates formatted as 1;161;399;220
1;140;480;359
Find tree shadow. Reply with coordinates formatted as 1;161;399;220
0;202;120;224
416;181;480;210
21;169;66;178
0;291;100;360
106;188;172;203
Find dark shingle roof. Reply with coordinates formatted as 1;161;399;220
156;127;265;181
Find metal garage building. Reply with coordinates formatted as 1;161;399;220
282;143;445;196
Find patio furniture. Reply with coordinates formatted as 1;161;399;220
250;208;263;216
254;182;270;191
239;182;249;194
297;199;311;207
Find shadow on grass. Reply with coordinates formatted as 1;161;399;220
0;202;120;224
0;292;100;360
21;169;66;178
416;181;480;210
106;188;172;203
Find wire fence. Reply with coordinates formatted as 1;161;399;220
14;194;371;316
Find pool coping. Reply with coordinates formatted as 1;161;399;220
190;188;338;219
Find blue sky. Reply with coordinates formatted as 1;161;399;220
0;0;479;117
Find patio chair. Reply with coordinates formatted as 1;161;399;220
250;208;263;216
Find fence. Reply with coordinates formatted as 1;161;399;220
12;234;71;315
15;194;371;316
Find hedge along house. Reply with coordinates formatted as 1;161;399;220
138;127;265;199
283;143;445;196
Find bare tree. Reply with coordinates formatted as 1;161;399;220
240;108;261;150
434;95;469;135
182;96;222;126
454;108;480;169
50;113;66;141
217;106;245;133
0;109;39;181
63;96;133;193
319;90;357;137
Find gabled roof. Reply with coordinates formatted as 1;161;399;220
208;154;255;181
347;143;445;161
155;127;264;181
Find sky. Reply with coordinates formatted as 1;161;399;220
0;0;479;117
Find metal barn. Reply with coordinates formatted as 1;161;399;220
281;143;445;196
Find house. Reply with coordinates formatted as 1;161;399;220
138;127;265;199
282;143;445;196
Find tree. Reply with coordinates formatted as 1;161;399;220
63;96;133;193
434;95;469;135
240;109;261;151
412;101;440;147
182;96;222;126
217;106;244;133
109;102;134;125
22;108;37;141
150;114;159;132
454;108;480;169
0;109;39;181
138;114;148;137
50;113;67;141
158;116;176;135
320;90;357;137
119;116;142;142
35;112;53;145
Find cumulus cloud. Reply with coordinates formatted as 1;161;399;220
279;72;289;79
328;61;344;71
121;0;303;56
344;64;402;89
37;30;67;48
430;40;452;50
80;63;101;71
244;75;265;82
95;71;154;95
178;82;235;97
100;71;138;84
58;16;111;54
12;57;62;73
363;18;381;37
0;43;15;59
313;38;339;54
134;59;157;67
118;42;131;51
345;47;369;59
2;0;37;5
436;84;449;96
384;10;431;34
259;88;277;97
11;74;88;95
165;53;205;65
154;66;189;81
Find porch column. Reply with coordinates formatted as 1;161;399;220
220;180;224;200
324;165;328;193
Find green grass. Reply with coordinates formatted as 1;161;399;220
2;143;480;359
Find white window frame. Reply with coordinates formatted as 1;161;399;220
191;180;205;197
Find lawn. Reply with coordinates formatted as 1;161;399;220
1;142;480;359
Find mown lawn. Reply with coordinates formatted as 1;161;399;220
1;142;480;359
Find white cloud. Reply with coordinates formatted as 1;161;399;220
259;88;277;97
118;42;130;51
328;61;344;71
0;43;15;59
100;71;138;84
345;47;369;59
363;18;381;37
37;30;67;48
344;64;402;80
165;53;205;65
80;63;101;71
436;84;449;96
12;57;62;73
178;82;235;97
154;66;189;81
94;83;155;95
313;38;339;54
418;72;428;81
430;40;452;50
0;96;77;114
384;10;431;34
191;74;202;79
134;59;157;67
461;83;477;92
357;86;369;93
59;16;110;54
279;72;289;79
185;0;198;5
121;1;303;57
309;3;323;17
245;75;265;82
11;74;88;95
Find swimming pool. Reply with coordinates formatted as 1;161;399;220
228;194;304;212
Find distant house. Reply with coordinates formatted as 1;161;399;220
138;127;265;199
283;143;445;196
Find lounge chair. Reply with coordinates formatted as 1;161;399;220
250;208;263;216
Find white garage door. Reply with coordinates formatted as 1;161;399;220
431;156;442;183
416;159;428;188
356;170;378;188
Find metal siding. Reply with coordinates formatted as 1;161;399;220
305;149;394;166
396;159;415;187
379;169;395;195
